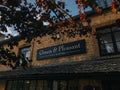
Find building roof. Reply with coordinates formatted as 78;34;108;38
0;57;120;79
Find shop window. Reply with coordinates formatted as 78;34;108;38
5;81;11;90
83;85;93;90
83;85;100;90
68;80;78;90
27;80;36;90
6;80;36;90
53;81;58;90
52;80;68;90
97;25;120;56
59;80;68;90
7;80;104;90
36;80;51;90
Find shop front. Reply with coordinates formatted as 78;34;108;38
6;79;102;90
0;57;120;90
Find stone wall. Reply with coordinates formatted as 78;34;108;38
0;11;120;68
30;12;120;66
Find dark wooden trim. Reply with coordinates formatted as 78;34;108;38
2;72;120;81
5;80;9;90
96;24;120;56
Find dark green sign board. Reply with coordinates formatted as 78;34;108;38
37;40;86;60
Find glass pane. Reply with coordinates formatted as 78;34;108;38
20;47;30;59
83;85;93;90
43;80;50;90
68;80;78;90
29;80;36;90
114;32;120;42
116;42;120;52
17;80;24;90
112;26;120;32
6;81;13;90
59;81;67;90
36;80;51;90
99;32;115;54
24;80;30;90
36;80;43;90
53;81;58;90
12;80;18;90
100;43;114;54
114;31;120;52
101;34;112;43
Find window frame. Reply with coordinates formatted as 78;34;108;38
6;80;69;90
19;46;31;60
18;45;32;67
97;24;120;56
6;79;101;90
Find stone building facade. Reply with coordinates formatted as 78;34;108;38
0;11;120;90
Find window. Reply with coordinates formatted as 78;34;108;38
83;85;100;90
36;80;51;90
20;46;31;60
83;85;93;90
6;80;74;90
6;80;36;90
68;80;78;90
97;25;120;56
19;46;31;66
51;80;68;90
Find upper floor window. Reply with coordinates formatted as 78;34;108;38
97;25;120;56
19;46;31;67
20;46;31;60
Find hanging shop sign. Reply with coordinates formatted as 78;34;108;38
37;39;86;60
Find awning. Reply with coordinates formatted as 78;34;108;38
0;58;120;79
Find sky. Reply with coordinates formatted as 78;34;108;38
3;0;81;37
24;0;113;15
57;0;80;16
29;0;80;16
28;0;93;15
2;0;112;37
2;0;80;37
